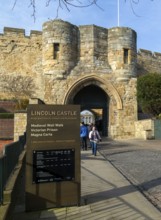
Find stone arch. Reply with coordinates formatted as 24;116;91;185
63;74;123;110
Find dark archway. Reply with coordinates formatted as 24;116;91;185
73;85;109;136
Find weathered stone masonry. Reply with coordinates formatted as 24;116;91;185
0;27;43;99
1;19;161;139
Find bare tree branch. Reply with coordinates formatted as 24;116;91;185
125;0;154;17
13;0;101;21
12;0;18;10
0;74;36;99
28;0;36;22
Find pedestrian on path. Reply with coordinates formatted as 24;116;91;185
89;126;101;156
88;123;94;148
80;122;88;150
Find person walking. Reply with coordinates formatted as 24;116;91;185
80;122;88;150
89;126;101;156
88;123;93;148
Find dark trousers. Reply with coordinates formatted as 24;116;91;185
81;136;87;150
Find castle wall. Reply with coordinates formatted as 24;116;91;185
78;25;108;66
0;27;43;99
137;49;161;75
14;111;27;141
135;119;154;139
2;19;160;139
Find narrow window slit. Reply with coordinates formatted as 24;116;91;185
53;43;60;59
124;49;129;64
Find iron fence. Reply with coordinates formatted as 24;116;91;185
0;134;26;204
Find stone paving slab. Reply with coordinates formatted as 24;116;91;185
11;145;161;220
99;138;161;213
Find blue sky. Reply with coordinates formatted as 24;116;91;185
0;0;161;52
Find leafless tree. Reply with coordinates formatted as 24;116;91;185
125;0;154;16
12;0;155;21
0;74;36;109
13;0;100;21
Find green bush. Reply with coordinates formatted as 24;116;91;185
0;113;14;119
137;73;161;117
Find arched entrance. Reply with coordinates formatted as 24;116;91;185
63;74;123;138
73;85;109;136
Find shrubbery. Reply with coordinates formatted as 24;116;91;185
137;73;161;118
0;113;14;119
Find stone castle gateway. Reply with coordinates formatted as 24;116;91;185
41;20;137;139
1;19;161;139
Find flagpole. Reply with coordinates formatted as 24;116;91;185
117;0;120;26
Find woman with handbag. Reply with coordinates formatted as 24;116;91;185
89;126;101;156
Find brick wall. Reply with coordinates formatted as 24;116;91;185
0;119;14;139
0;101;16;113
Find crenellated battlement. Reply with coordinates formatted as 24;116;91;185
138;49;161;59
138;49;152;57
0;21;161;81
137;49;161;76
0;27;42;38
4;27;25;35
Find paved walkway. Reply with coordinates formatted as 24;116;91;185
11;139;161;220
99;138;161;212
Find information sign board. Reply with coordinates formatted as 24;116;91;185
33;149;75;183
26;104;80;211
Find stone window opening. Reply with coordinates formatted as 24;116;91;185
53;43;60;59
123;48;129;64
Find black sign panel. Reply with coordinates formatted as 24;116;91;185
33;149;75;183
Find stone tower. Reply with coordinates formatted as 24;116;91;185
108;27;137;81
41;19;137;139
42;20;79;78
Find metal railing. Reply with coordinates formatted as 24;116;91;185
0;134;26;204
